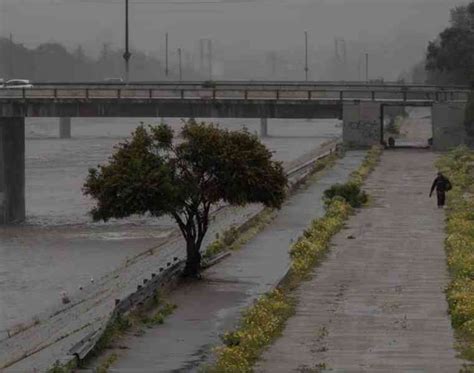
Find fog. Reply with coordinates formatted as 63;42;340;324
0;0;468;80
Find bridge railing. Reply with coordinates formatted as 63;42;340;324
0;87;470;102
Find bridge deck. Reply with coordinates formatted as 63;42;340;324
0;83;467;118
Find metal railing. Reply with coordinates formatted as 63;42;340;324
0;86;469;102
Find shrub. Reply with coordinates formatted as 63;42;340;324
323;182;368;208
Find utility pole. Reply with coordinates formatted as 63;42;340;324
365;52;369;82
123;0;131;83
304;31;308;81
208;39;212;80
358;55;361;81
165;33;169;77
178;48;182;81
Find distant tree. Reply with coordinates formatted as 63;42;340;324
34;43;76;81
0;39;202;82
84;121;287;277
450;3;474;30
426;1;474;84
466;92;474;144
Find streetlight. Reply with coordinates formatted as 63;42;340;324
123;0;131;83
165;32;169;77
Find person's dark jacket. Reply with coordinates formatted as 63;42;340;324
430;175;452;195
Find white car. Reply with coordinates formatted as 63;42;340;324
0;79;4;88
5;79;34;88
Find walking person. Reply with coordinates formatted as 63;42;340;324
429;172;452;208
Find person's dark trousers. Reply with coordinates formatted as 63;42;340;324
437;190;446;207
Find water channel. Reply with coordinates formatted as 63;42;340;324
0;117;340;334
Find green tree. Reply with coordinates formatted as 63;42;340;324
466;92;474;144
84;121;287;277
426;1;474;84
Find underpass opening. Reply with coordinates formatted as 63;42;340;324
381;104;433;150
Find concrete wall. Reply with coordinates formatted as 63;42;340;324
343;102;381;148
432;103;467;151
0;118;25;224
0;99;342;119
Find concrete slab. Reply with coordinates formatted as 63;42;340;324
256;150;463;372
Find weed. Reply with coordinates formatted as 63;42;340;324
436;146;474;361
323;182;368;208
96;353;118;373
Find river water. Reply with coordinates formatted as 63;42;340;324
0;117;340;334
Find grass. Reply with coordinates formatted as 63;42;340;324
203;146;381;373
47;360;78;373
96;353;118;373
436;146;474;369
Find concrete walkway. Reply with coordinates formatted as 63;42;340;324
99;152;366;372
256;150;462;372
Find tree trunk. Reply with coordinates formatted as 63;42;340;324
183;239;201;278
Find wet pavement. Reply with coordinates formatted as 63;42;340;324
256;150;462;372
99;152;365;372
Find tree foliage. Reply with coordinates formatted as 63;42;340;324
466;92;474;144
84;121;287;277
426;1;474;84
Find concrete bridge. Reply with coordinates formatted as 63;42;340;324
0;81;470;223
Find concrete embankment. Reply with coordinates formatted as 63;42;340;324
256;150;463;372
92;152;365;372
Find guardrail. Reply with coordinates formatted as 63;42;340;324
68;258;184;362
0;87;469;102
28;80;473;90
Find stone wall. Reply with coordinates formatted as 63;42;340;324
343;102;381;148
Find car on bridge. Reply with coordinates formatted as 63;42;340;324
4;79;34;88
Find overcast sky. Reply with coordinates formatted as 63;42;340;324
0;0;468;79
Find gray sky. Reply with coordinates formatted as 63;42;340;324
0;0;467;79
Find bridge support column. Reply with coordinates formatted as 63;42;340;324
343;102;381;148
0;118;25;224
59;117;71;139
260;118;268;137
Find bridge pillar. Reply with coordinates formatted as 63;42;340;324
343;102;381;148
260;118;268;137
432;103;467;151
59;117;71;139
0;118;25;224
